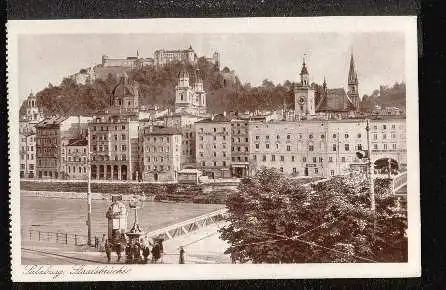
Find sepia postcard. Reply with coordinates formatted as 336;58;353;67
7;17;420;281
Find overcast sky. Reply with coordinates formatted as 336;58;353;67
18;32;405;101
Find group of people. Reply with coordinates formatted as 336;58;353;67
97;233;167;264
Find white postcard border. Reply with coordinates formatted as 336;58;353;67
7;17;420;281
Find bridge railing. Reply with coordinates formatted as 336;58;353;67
22;229;99;247
144;208;228;241
392;172;407;195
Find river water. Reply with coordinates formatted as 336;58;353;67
21;195;225;238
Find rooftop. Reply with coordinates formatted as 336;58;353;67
35;116;66;128
196;114;230;123
144;127;182;136
67;138;88;147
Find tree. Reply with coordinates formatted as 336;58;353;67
219;168;407;263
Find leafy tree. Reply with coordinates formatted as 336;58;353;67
219;168;407;263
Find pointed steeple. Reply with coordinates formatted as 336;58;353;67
348;53;358;85
137;49;139;58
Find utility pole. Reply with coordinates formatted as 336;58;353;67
87;125;92;246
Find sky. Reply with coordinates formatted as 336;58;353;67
18;32;405;102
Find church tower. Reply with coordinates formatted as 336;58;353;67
294;58;315;118
347;53;360;111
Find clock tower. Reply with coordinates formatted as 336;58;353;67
294;58;315;118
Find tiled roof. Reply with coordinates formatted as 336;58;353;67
316;88;355;112
35;116;66;128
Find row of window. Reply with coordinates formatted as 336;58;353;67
199;135;228;141
372;133;398;140
63;148;86;154
92;134;126;141
145;165;171;171
92;125;126;131
198;151;229;158
197;127;229;133
254;133;362;141
67;166;87;174
36;138;57;145
145;156;171;163
253;154;353;163
91;154;126;161
200;161;228;167
37;159;57;167
92;144;127;152
254;143;362;152
144;146;170;153
21;146;34;152
20;164;35;170
63;156;87;162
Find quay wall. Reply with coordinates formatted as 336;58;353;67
20;180;238;204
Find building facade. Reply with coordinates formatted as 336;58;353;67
195;114;232;179
230;118;250;178
248;117;407;178
141;127;182;182
154;45;197;66
63;138;88;180
88;114;140;181
20;129;36;178
35;116;66;179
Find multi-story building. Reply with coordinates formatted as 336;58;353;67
162;112;207;168
141;127;182;182
154;45;197;67
248;117;406;178
88;114;139;181
35;116;66;179
230;118;250;178
63;138;88;180
101;52;154;69
19;128;36;178
35;116;91;179
195;114;232;179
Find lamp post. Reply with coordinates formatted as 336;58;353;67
366;119;375;212
87;125;92;246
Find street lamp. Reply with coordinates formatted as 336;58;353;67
365;119;375;212
87;125;92;246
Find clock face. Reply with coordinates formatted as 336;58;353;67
298;96;306;105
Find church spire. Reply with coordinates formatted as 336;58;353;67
348;52;358;85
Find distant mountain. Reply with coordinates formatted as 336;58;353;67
360;82;406;112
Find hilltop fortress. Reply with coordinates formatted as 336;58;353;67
71;45;221;85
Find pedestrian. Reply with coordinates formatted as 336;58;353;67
100;234;107;252
151;243;160;264
104;239;111;263
179;246;185;264
94;236;99;249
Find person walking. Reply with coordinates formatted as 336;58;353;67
104;239;111;263
179;246;185;264
100;234;107;252
151;243;160;264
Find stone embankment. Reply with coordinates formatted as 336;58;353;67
20;180;238;204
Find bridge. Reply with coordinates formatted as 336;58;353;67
143;208;228;241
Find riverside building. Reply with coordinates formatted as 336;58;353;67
195;114;232;179
141;127;182;182
248;116;406;178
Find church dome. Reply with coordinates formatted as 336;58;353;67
112;75;139;97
